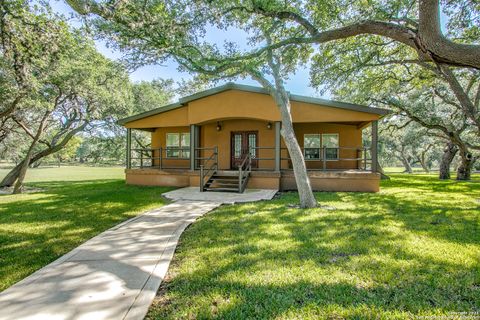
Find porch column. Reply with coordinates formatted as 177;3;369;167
126;128;131;169
274;121;281;172
190;124;196;170
371;120;378;173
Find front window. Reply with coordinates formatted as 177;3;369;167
166;133;190;158
304;134;321;160
322;134;339;160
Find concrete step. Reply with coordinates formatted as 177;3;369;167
210;183;239;188
210;177;238;183
204;187;239;192
212;175;238;179
215;170;239;176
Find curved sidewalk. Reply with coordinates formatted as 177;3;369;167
0;200;221;320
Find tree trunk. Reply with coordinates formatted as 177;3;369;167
277;96;317;208
0;122;87;187
439;142;458;179
251;58;316;208
399;156;413;174
1;163;21;187
419;156;430;173
457;150;474;181
31;160;42;168
13;150;34;194
12;112;49;194
377;160;390;180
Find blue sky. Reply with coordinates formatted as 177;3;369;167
51;0;449;99
50;0;320;97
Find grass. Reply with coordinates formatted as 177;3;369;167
0;165;125;183
147;174;480;319
0;166;171;291
384;166;430;173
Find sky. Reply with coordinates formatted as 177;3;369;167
50;0;449;100
50;0;320;97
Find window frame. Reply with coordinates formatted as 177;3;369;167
303;134;321;160
166;132;190;159
321;133;339;160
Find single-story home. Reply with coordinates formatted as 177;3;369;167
119;83;389;192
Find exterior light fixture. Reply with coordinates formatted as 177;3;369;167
267;122;272;129
216;122;222;131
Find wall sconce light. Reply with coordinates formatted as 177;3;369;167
267;122;272;129
216;122;222;131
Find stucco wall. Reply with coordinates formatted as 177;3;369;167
148;121;364;171
126;106;189;128
200;119;276;170
151;126;190;168
281;171;380;192
188;90;281;123
125;89;380;130
292;122;363;170
125;169;380;192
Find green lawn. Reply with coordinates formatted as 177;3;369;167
147;174;480;319
0;166;171;291
0;165;125;183
384;166;430;173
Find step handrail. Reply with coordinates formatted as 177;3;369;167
199;146;218;192
238;153;252;193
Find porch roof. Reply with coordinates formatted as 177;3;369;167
118;82;390;126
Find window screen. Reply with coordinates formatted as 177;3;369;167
166;133;190;158
304;134;321;159
322;134;339;160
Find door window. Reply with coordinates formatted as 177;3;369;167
234;134;242;158
248;133;256;158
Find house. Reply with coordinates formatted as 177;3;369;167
119;83;389;192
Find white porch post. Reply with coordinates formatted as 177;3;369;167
274;121;281;172
371;120;378;172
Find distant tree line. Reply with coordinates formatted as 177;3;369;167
65;0;479;208
2;0;479;200
0;1;202;192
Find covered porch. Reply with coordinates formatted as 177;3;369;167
124;119;380;192
119;83;389;192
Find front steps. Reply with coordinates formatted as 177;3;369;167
202;170;249;193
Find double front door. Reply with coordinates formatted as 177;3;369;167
230;131;258;169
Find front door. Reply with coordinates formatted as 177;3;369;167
230;131;258;169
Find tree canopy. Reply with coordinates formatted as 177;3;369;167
0;1;133;191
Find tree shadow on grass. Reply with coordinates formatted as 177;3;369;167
153;213;479;318
0;179;172;291
148;176;480;318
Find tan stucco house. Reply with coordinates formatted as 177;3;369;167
119;83;389;192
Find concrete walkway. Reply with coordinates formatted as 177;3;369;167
0;200;221;320
163;187;277;203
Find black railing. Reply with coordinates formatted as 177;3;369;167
199;147;218;192
238;153;252;193
247;146;372;171
128;146;373;172
130;147;190;169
